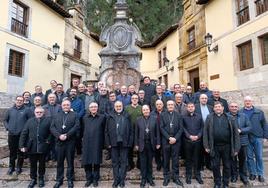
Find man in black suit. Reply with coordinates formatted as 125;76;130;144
208;89;229;113
105;101;133;188
50;100;80;188
160;100;183;187
150;85;168;110
135;105;161;188
19;107;52;188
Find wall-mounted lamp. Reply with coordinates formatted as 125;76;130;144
204;33;218;53
163;57;174;72
47;43;60;61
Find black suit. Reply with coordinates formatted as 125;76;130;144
105;111;133;185
135;115;160;181
50;111;80;183
160;111;183;180
19;117;52;180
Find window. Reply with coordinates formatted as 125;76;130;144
255;0;268;15
158;76;162;84
260;34;268;65
8;49;24;77
187;27;195;50
74;36;82;59
163;74;168;87
11;0;28;37
158;50;162;68
237;41;254;70
236;0;250;26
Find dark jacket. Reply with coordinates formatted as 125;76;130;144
160;111;183;145
96;94;109;114
174;102;187;116
203;113;240;157
44;89;55;104
135;115;160;152
70;97;85;119
182;112;204;141
4;105;29;135
208;97;229;113
139;84;156;106
150;94;168;110
55;92;67;104
50;111;80;144
195;103;213;116
240;107;268;139
31;93;45;105
82;113;106;165
43;103;61;117
19;116;52;154
228;112;251;146
194;88;212;103
116;94;131;107
105;111;133;148
183;93;196;104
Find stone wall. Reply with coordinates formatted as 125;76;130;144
0;92;15;121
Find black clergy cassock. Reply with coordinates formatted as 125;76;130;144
160;110;183;180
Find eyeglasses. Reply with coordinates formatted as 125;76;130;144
35;112;44;114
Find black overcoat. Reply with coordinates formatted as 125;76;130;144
82;113;106;165
19;116;52;154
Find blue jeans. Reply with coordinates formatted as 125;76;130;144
247;136;264;176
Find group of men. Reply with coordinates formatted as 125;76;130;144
4;76;268;188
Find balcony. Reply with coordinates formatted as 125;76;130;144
11;18;27;37
256;0;268;15
73;49;81;59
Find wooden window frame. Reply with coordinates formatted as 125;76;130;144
8;49;24;77
11;0;28;37
259;34;268;65
187;27;196;50
74;36;82;59
158;50;162;68
237;40;254;71
255;0;268;16
236;0;250;26
163;74;168;87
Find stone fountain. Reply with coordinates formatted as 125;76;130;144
98;0;143;90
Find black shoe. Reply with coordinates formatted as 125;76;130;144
258;176;265;182
156;165;161;171
222;185;229;188
241;179;250;186
16;167;22;175
119;181;125;188
39;178;45;187
148;179;155;186
28;179;37;188
231;176;237;183
163;179;169;186
213;185;221;188
173;179;183;186
7;167;15;175
53;181;63;188
195;176;204;184
249;174;256;181
186;176;191;184
140;179;146;188
93;180;98;187
112;181;120;188
85;180;93;187
67;181;74;188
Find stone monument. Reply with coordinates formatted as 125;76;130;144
98;0;143;90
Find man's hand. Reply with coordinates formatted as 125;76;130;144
169;137;176;145
189;135;195;141
108;145;111;149
205;148;210;153
238;129;241;133
20;148;26;153
59;134;67;141
156;145;161;149
234;152;238;156
135;145;139;151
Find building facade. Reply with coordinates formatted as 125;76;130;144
0;0;71;94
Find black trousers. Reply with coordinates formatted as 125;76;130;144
155;147;162;167
111;143;128;184
184;138;202;177
162;142;180;180
8;134;24;169
55;141;76;182
139;141;154;181
84;164;100;181
231;145;248;180
29;153;46;180
211;144;231;186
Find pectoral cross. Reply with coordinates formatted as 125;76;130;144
145;128;149;133
116;123;119;129
170;123;173;128
62;124;66;129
